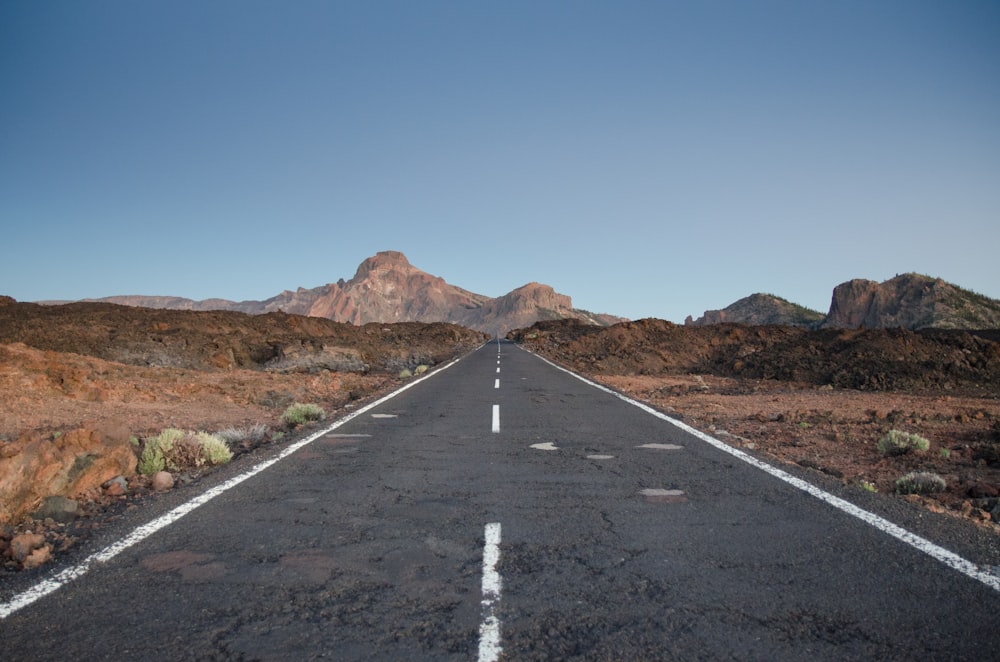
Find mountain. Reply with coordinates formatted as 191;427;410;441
684;273;1000;330
81;251;623;333
684;293;824;327
821;273;1000;330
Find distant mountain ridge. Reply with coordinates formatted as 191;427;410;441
686;273;1000;330
80;251;624;334
33;260;999;332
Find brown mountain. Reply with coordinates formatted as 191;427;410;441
684;293;824;327
81;251;623;333
683;274;999;330
821;273;1000;330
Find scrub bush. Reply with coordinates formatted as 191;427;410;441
281;402;326;427
895;471;946;495
138;428;232;475
218;423;269;446
877;430;930;456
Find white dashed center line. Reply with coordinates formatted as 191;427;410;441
478;522;503;662
491;405;500;433
494;379;500;389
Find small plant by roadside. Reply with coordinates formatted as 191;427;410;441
894;471;946;495
218;423;269;447
877;429;930;456
860;480;878;493
399;368;413;378
138;428;233;475
281;402;326;428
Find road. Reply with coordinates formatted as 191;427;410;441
2;340;999;660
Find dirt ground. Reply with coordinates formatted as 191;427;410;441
0;300;487;571
2;302;998;573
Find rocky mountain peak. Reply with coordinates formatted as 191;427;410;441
685;293;824;327
821;272;1000;330
352;250;412;279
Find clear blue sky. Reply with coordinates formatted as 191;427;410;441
2;1;998;323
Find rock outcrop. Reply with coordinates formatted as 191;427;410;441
0;426;137;525
685;293;824;327
822;273;1000;330
685;274;1000;330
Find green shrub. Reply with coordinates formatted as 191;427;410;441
137;441;166;475
398;368;413;378
281;402;326;427
414;364;429;375
877;429;930;456
138;428;232;475
138;428;184;475
194;431;233;466
895;471;946;495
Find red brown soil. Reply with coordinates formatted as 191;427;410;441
510;319;1000;531
0;300;487;571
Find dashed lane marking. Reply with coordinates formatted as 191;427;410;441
530;442;558;451
492;405;500;433
478;522;503;662
637;443;683;450
494;379;500;389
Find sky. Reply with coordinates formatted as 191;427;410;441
2;1;998;323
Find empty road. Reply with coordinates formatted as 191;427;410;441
2;340;999;660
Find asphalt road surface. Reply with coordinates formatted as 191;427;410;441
2;340;999;660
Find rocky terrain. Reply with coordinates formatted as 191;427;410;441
686;273;1000;330
0;298;486;570
70;251;623;334
3;293;999;575
510;318;1000;532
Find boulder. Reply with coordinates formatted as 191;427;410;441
9;532;45;562
151;471;174;492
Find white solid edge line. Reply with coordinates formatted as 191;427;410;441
491;404;500;433
521;346;1000;594
0;353;469;620
478;522;503;662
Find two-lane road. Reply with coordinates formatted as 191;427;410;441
2;340;998;660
